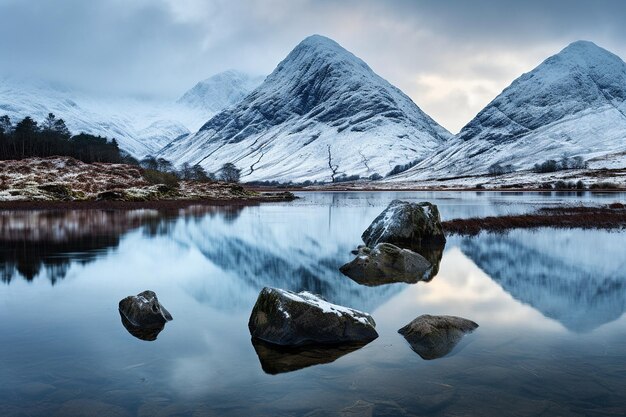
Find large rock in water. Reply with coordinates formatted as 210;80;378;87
340;243;434;286
248;287;378;346
362;200;446;247
119;290;173;329
398;315;478;360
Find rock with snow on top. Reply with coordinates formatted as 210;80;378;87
248;287;378;346
362;200;446;248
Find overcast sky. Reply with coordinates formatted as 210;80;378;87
1;0;626;133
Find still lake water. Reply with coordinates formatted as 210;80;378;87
1;191;625;416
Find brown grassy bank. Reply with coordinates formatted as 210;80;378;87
442;203;626;235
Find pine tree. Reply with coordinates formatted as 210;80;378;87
14;116;39;158
53;118;71;138
0;115;12;135
42;113;56;132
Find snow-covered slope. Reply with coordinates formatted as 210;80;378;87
392;41;626;181
177;70;264;117
0;77;169;157
160;35;452;183
0;72;262;158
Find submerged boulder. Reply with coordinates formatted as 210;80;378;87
340;243;433;286
248;287;378;346
398;315;478;360
362;200;446;247
119;290;172;329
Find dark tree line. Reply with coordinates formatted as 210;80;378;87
488;162;515;176
139;156;241;184
0;113;133;163
0;113;243;183
533;156;588;173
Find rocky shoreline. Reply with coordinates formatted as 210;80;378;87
0;157;296;207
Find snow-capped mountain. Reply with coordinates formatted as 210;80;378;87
0;77;170;157
0;72;262;158
392;41;626;181
177;70;264;117
160;35;452;183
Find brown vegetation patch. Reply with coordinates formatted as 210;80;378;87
442;204;626;235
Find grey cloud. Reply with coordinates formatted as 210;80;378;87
1;0;625;131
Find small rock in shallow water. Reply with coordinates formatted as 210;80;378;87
118;290;172;341
248;287;378;346
340;243;434;286
362;200;446;247
398;314;478;360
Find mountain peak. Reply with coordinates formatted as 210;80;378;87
298;34;341;48
409;40;626;181
456;40;626;143
564;40;601;51
162;34;452;183
177;70;263;114
276;34;368;74
554;40;623;67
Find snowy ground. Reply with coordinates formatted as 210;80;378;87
300;168;626;191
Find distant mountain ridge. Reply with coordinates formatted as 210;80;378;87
0;71;262;158
177;70;264;115
159;35;453;183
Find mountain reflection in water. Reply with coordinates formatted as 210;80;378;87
458;229;626;332
2;199;625;332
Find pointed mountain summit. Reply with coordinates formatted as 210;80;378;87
459;40;626;143
392;40;626;181
160;35;452;183
177;70;264;115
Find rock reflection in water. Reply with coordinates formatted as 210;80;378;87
251;338;369;374
340;242;445;286
119;312;166;341
412;243;444;282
